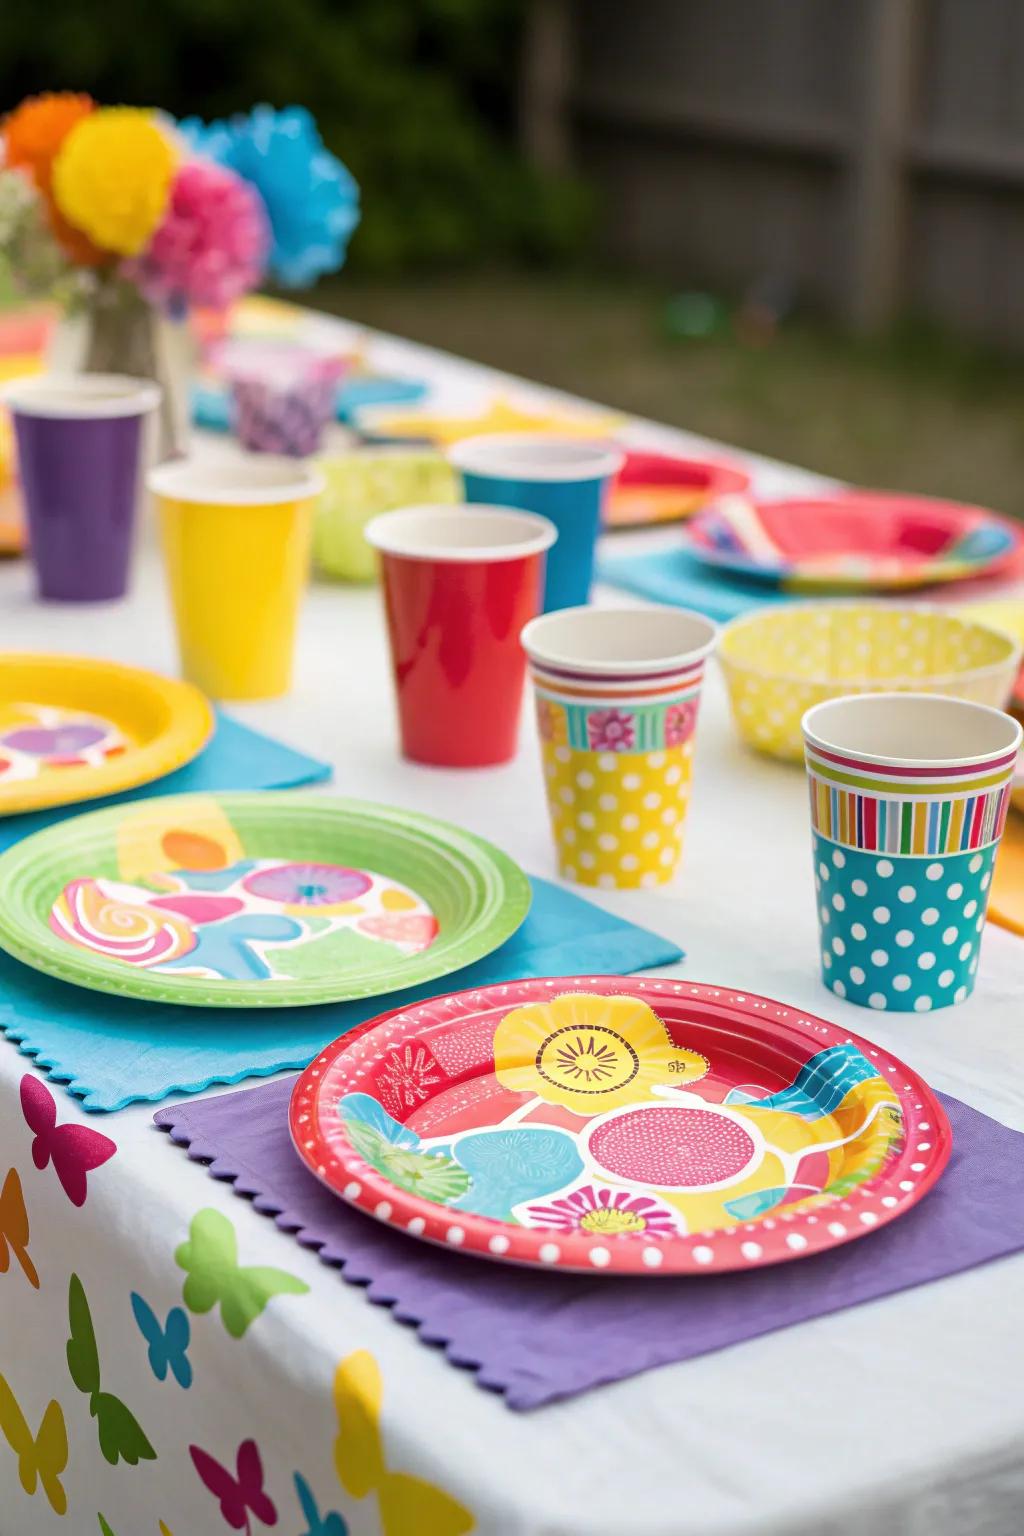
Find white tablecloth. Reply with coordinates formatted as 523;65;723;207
1;314;1023;1536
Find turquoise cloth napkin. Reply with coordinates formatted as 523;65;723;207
0;711;331;855
600;547;794;622
0;878;682;1112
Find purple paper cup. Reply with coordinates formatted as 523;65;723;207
3;374;160;602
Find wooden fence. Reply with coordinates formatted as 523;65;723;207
524;0;1024;342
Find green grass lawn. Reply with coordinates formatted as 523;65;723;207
319;269;1024;519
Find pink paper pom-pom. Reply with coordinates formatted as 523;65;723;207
125;159;269;314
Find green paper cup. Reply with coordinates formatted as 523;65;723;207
314;449;458;581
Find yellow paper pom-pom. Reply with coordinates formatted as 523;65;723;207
52;108;177;257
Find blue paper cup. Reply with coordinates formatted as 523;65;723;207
449;435;623;611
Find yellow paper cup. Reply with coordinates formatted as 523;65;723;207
149;457;324;700
521;605;717;889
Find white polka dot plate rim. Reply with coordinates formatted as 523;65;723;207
288;975;952;1276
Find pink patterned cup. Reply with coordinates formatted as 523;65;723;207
224;344;349;457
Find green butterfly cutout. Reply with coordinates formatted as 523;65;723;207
66;1274;156;1468
175;1208;309;1339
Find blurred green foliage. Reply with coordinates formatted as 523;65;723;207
0;0;591;273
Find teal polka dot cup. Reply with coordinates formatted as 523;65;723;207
811;836;999;1011
803;693;1022;1012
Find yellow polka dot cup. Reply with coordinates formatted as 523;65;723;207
521;605;717;889
720;603;1021;763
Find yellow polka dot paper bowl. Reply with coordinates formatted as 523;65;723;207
522;606;717;889
720;603;1021;764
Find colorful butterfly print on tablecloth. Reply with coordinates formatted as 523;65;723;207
334;1351;474;1536
0;1373;67;1515
66;1274;156;1467
130;1293;192;1388
294;1472;348;1536
20;1074;116;1207
190;1438;278;1532
0;1167;39;1289
175;1208;309;1340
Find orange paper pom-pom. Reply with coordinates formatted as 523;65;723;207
4;92;107;265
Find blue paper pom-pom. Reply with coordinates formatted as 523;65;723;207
179;105;360;288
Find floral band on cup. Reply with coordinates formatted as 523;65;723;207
536;690;700;754
530;656;706;756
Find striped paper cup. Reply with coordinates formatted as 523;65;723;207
521;605;717;889
802;693;1022;1012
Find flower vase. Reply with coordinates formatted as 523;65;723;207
48;278;191;460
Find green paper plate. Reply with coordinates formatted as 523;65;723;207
0;791;531;1008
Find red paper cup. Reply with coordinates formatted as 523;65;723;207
366;505;557;767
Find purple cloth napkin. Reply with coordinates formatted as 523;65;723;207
155;1081;1024;1410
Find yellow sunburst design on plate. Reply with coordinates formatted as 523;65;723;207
494;992;709;1116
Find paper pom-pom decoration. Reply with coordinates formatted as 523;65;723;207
124;160;269;315
181;105;360;286
3;92;104;264
52;107;177;257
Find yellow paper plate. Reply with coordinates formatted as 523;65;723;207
989;810;1024;937
234;294;309;333
356;394;624;447
0;353;44;386
0;655;214;816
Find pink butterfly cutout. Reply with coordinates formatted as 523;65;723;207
20;1075;116;1208
190;1439;277;1533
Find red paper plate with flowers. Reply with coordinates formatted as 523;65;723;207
289;976;951;1275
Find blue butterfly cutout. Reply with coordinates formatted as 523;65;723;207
294;1470;348;1536
130;1292;193;1389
